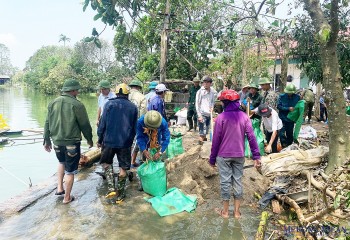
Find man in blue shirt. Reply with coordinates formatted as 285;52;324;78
277;84;300;148
97;83;138;202
145;81;158;108
148;83;168;121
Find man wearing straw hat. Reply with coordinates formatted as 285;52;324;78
259;77;279;111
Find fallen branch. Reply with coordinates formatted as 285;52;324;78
301;170;336;199
255;211;269;240
276;194;306;223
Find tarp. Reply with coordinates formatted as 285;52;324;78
287;100;305;141
146;187;197;217
245;118;265;158
260;146;329;177
298;126;317;139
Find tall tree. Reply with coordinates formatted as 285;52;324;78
0;43;14;76
59;34;71;46
302;0;350;171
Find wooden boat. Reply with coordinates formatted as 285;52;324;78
0;130;23;136
0;137;9;144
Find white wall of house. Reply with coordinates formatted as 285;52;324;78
268;63;304;89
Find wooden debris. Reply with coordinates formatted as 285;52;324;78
79;148;101;167
255;211;269;240
271;200;282;214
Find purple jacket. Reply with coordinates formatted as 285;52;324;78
209;101;260;165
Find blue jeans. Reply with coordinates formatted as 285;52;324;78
217;157;245;200
198;115;210;136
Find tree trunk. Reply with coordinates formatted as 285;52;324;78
280;40;289;92
303;0;350;172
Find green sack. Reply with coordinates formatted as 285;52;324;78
346;106;350;116
245;118;265;158
287;100;305;141
137;160;167;197
146;187;197;217
167;135;184;159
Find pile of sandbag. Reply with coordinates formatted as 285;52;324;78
261;146;329;177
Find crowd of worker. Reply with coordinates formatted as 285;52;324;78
42;75;331;219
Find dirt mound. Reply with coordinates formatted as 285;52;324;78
166;143;271;205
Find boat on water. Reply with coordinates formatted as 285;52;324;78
0;130;23;136
0;137;9;144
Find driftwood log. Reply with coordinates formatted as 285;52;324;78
255;211;269;240
79;148;101;167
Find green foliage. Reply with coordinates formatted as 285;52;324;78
291;13;350;86
0;43;16;76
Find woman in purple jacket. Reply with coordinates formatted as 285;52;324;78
209;89;261;219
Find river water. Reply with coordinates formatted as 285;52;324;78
0;87;261;239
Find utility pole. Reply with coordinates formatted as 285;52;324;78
160;0;170;83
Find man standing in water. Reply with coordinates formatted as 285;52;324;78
44;79;93;204
209;89;261;219
97;83;138;202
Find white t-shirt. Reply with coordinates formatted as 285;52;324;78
262;108;283;132
98;91;116;115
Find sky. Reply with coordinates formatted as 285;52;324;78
0;0;303;70
0;0;115;69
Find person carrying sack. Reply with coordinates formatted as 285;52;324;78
136;111;170;191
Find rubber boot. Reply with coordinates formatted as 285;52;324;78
116;175;127;202
193;121;197;132
104;165;116;199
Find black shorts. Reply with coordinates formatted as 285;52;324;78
54;143;81;175
100;146;131;170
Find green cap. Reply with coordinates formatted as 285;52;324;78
258;77;271;85
248;82;259;89
61;79;81;92
129;79;143;88
144;110;162;129
98;80;111;89
284;84;297;94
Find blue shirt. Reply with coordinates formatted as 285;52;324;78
277;93;300;122
148;95;167;121
136;115;170;153
145;90;156;108
97;97;138;148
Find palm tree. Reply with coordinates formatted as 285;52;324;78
59;34;71;47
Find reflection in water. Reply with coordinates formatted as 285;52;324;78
0;168;259;239
0;88;260;239
0;88;99;203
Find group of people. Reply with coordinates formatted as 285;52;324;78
42;75;321;221
43;78;171;204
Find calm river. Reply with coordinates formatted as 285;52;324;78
0;87;261;239
0;87;98;203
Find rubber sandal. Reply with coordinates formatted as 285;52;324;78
63;196;75;204
55;190;65;195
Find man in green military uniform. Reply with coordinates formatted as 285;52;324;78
186;76;201;131
44;79;93;204
301;87;315;124
259;77;279;111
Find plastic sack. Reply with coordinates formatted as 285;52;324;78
167;135;184;159
245;118;265;158
146;187;197;217
347;106;350;116
137;160;167;197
